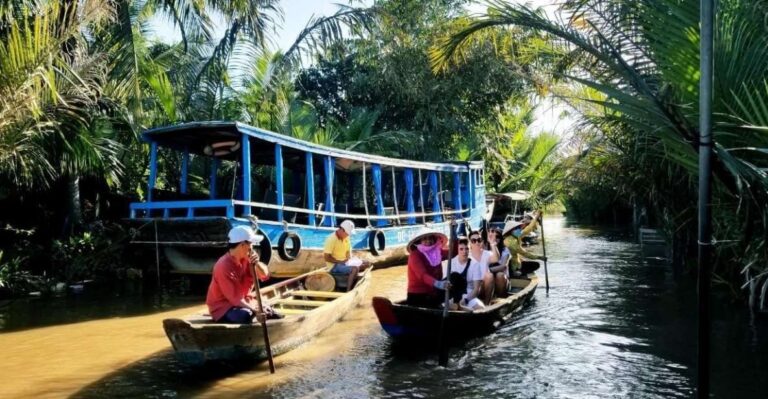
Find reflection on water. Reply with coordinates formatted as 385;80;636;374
1;218;767;398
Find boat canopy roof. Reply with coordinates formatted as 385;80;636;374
143;121;482;172
487;190;532;201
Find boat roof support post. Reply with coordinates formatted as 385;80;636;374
429;171;443;223
391;167;400;224
452;172;462;217
404;168;415;225
275;143;284;222
147;141;158;202
467;170;474;213
438;172;445;220
362;162;371;227
241;134;252;216
323;156;336;227
306;152;315;225
210;158;219;199
180;148;189;194
372;164;386;227
418;169;426;224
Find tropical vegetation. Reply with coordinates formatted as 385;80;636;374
433;0;768;304
2;0;764;308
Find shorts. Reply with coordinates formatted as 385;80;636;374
330;262;356;274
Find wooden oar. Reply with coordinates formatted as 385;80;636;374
539;213;550;293
250;261;275;373
438;219;456;366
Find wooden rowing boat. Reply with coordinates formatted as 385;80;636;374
163;269;371;365
372;274;538;342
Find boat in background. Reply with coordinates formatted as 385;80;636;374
128;122;488;277
163;268;371;365
372;274;538;342
486;191;539;245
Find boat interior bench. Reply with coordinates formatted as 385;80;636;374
270;290;345;314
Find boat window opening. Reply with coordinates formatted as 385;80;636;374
143;147;233;218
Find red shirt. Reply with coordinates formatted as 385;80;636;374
406;248;449;294
206;253;255;321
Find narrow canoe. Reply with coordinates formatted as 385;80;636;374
163;269;371;365
372;274;538;342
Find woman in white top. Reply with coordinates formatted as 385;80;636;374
448;237;485;310
467;230;499;304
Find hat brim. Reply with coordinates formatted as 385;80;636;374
406;230;448;253
502;222;524;236
249;234;264;244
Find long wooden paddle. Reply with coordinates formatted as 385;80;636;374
438;219;456;366
539;213;550;293
249;261;275;373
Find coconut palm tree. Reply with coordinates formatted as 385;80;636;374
432;0;768;293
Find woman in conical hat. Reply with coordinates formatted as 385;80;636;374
502;210;546;276
405;229;450;308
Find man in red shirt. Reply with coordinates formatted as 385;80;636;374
206;225;271;323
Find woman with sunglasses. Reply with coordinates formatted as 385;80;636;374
487;227;512;297
406;230;450;308
468;229;500;304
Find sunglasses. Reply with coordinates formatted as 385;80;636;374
470;238;483;244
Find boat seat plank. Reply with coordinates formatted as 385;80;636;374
276;308;309;315
289;290;344;299
273;298;329;307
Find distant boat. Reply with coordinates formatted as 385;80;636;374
128;122;488;277
163;268;370;365
485;191;539;245
372;274;538;341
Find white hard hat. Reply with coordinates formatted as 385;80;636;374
228;225;263;244
340;220;356;235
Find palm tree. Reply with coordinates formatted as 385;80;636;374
0;0;119;191
432;0;768;292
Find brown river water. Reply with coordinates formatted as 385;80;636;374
1;218;767;398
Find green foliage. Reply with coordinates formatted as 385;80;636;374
294;0;544;163
436;0;768;294
50;222;130;283
0;251;42;294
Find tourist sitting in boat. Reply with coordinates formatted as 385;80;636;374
448;237;486;310
487;227;512;298
503;211;547;276
468;229;500;303
406;230;450;308
324;219;372;291
206;226;276;324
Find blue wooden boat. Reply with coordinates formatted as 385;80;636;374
128;122;488;277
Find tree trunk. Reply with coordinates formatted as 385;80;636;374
63;175;82;237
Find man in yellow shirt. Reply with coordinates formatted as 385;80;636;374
324;220;371;290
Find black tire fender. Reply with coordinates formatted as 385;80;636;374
369;229;386;256
277;231;301;261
